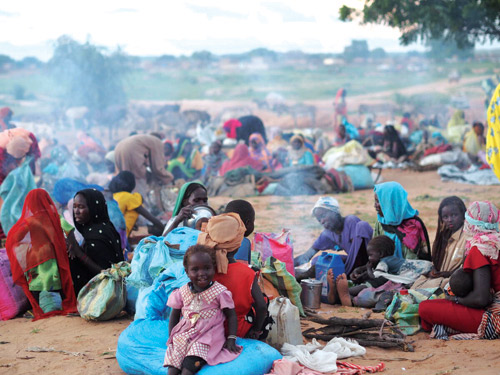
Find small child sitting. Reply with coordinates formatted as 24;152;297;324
109;171;164;237
327;235;393;306
164;244;241;375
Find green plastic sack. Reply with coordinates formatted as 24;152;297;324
384;288;444;335
77;261;131;321
261;257;304;316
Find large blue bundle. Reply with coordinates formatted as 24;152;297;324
165;227;201;255
116;319;281;375
338;165;374;190
52;178;102;205
134;262;189;320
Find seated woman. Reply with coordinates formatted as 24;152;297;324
6;189;77;319
66;189;124;295
224;199;256;264
287;134;314;167
249;133;272;172
412;196;467;290
109;171;164;238
377;125;407;163
219;144;263;176
463;121;486;162
374;181;431;260
163;181;209;235
419;201;500;339
202;140;227;183
294;197;373;277
197;213;268;339
167;138;204;181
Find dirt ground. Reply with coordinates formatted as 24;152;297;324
2;169;500;375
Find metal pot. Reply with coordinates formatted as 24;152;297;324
300;278;322;309
183;205;216;229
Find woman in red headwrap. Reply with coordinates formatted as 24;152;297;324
5;189;77;320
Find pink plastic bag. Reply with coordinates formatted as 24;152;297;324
254;230;295;276
0;248;29;320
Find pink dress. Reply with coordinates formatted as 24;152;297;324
164;281;240;369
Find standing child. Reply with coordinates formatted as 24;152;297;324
164;245;241;375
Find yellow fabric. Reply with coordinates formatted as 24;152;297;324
463;129;483;155
197;213;246;274
447;110;466;128
487;83;500;181
113;191;143;237
191;150;204;171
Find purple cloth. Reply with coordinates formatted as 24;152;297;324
312;215;373;275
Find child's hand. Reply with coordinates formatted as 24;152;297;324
223;338;241;353
245;328;263;340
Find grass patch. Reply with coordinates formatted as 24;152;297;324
30;328;42;334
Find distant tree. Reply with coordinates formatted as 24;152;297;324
47;36;128;118
343;40;370;62
339;0;500;49
371;47;387;59
16;56;44;69
426;39;474;61
0;54;14;70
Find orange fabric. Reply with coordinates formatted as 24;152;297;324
213;262;255;337
5;189;77;320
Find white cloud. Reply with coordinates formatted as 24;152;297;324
0;0;428;60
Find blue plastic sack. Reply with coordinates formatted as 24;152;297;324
116;319;281;375
127;236;179;288
52;178;103;205
337;165;374;190
134;262;188;320
165;227;201;255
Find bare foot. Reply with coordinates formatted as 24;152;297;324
327;269;339;304
336;273;352;307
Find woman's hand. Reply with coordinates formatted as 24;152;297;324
223;338;241;353
177;206;194;222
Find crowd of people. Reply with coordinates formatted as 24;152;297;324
1;92;500;374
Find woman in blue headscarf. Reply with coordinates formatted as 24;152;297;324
373;182;430;260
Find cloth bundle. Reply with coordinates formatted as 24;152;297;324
281;338;366;373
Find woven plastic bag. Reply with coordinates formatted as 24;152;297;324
261;257;304;316
254;230;295;276
77;261;131;321
384;287;444;335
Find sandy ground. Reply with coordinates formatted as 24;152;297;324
2;169;500;375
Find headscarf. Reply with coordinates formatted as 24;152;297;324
0;107;12;130
220;143;263;175
464;201;500;260
288;134;307;164
6;136;30;159
172;181;206;216
312;196;341;216
486;83;500;180
375;182;417;226
73;189;123;258
223;119;242;139
197;213;246;274
374;182;420;258
447;110;466;128
249;133;272;170
6;189;77;320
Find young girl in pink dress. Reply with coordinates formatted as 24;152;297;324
164;245;241;375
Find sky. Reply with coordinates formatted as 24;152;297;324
0;0;496;61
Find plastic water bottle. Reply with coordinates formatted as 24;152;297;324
315;252;345;303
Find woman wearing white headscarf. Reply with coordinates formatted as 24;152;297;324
294;197;373;276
